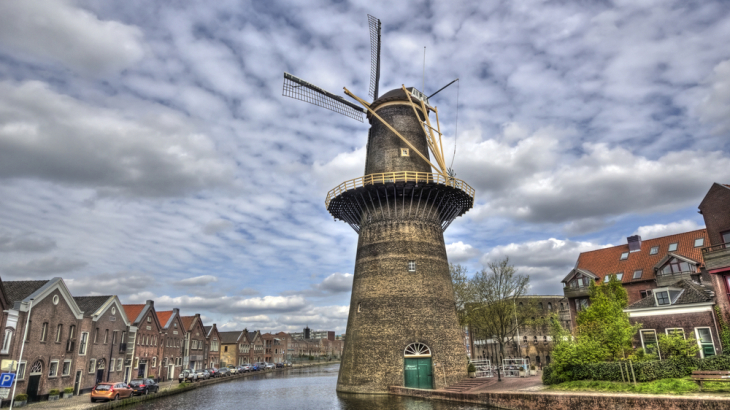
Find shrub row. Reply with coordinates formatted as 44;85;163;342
543;354;730;385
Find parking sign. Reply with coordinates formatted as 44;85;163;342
0;373;15;388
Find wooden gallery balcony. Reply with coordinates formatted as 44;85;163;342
703;243;730;272
563;285;590;298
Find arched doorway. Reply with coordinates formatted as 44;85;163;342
96;359;106;384
27;360;43;403
403;343;432;389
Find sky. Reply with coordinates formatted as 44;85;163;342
1;0;729;334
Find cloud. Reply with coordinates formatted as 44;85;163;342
480;238;610;294
314;273;353;294
0;0;144;75
4;256;87;276
446;241;481;263
0;81;233;197
699;60;730;134
174;275;218;286
634;220;704;240
238;288;260;296
233;315;271;323
67;272;151;296
202;219;234;235
0;231;55;253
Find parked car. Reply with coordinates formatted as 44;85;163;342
275;362;284;368
207;368;220;378
218;367;231;377
90;382;134;402
265;362;276;370
128;378;159;395
253;362;266;370
194;369;210;380
285;361;292;367
227;364;238;374
178;369;196;383
250;363;260;371
239;365;251;373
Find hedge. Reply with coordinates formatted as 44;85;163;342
542;354;730;385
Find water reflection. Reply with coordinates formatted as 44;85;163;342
127;364;490;410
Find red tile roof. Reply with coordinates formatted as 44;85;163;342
574;229;709;284
181;316;195;331
123;304;145;323
157;310;173;327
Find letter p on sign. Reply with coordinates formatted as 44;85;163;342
0;373;15;388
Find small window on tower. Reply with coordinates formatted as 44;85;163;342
401;148;409;157
357;303;361;313
408;260;416;272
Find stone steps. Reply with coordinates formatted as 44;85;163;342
442;378;496;393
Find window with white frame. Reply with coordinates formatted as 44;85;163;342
1;329;12;354
668;243;678;252
640;329;660;358
88;359;96;373
695;327;716;358
56;324;62;343
110;358;115;372
17;361;26;380
650;246;659;255
408;260;416;272
694;238;704;247
79;332;89;355
62;360;71;376
665;328;685;338
40;322;48;342
134;357;139;369
620;252;629;260
49;360;58;377
653;287;683;306
117;359;122;371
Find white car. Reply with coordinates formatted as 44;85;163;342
265;363;275;370
227;365;238;374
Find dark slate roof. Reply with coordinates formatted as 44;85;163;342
627;279;714;309
4;280;50;304
248;331;258;342
74;296;112;317
204;326;211;333
219;331;241;344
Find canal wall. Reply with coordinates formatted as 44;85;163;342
389;386;730;410
91;361;338;409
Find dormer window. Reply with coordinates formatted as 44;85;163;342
660;257;693;275
653;287;683;306
620;252;629;260
694;238;704;247
668;243;678;252
650;246;659;255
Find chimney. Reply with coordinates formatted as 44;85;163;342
627;235;642;252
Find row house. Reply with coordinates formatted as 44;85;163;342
204;324;221;369
246;330;264;364
157;309;185;381
123;301;163;381
699;183;730;326
219;331;240;366
181;315;207;371
262;333;286;363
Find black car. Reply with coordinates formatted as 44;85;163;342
128;378;159;395
207;368;219;378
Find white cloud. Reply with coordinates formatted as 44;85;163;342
314;273;353;294
446;241;480;263
0;0;144;76
0;81;233;196
202;219;234;235
634;220;704;240
174;275;218;286
0;231;55;253
234;315;271;323
699;60;730;134
4;256;87;276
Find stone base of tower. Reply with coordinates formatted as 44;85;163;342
336;218;468;394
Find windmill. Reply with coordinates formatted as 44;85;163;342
283;15;456;180
282;15;474;393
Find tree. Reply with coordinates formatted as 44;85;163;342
464;257;535;363
449;263;473;326
575;275;641;361
657;332;699;359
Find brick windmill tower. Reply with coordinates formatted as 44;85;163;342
282;15;474;393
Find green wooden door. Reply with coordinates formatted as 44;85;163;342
404;358;432;389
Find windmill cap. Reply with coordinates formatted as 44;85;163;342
370;87;425;111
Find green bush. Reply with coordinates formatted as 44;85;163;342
63;387;74;394
543;354;730;385
467;363;476;372
49;389;60;396
15;393;28;401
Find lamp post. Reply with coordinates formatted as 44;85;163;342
10;298;34;410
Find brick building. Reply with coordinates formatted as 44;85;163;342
236;331;250;365
562;229;720;358
218;331;241;366
469;295;570;368
181;315;207;371
2;278;84;402
562;230;710;328
123;301;162;382
73;296;129;392
698;183;730;323
157;309;185;379
204;324;221;369
247;330;264;363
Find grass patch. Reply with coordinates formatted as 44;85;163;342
548;377;730;395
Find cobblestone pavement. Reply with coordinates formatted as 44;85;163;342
468;374;546;393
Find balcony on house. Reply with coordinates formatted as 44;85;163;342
703;243;730;272
655;256;699;287
563;283;590;298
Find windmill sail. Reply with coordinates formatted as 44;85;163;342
368;15;382;101
282;73;365;122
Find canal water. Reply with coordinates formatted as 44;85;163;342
127;364;491;410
